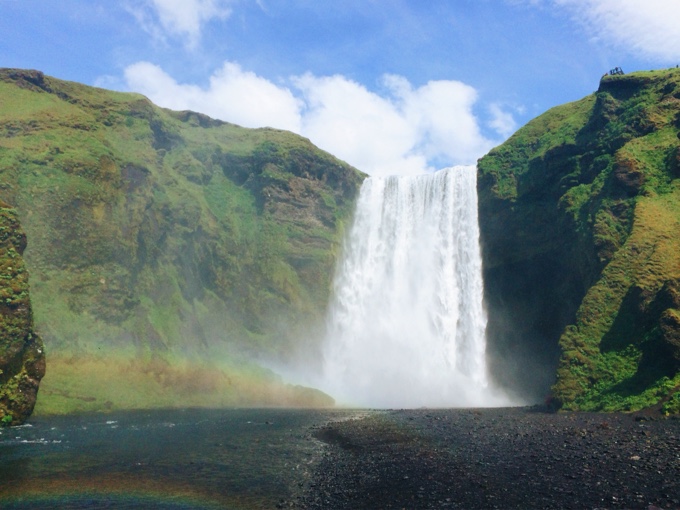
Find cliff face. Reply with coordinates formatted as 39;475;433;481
0;69;363;412
478;69;680;412
0;202;44;425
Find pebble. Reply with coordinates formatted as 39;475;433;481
295;407;680;509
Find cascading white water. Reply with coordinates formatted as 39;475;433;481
320;165;499;408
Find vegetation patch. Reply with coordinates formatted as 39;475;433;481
478;68;680;411
0;68;364;414
34;353;333;415
0;201;44;425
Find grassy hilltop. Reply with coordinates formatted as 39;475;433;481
0;69;364;413
479;68;680;412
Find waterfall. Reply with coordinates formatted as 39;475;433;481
320;165;496;408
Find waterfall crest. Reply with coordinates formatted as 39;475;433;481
321;165;497;408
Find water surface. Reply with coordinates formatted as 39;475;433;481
0;408;357;509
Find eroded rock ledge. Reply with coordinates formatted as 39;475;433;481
0;201;44;425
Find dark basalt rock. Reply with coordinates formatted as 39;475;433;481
657;279;680;366
612;155;645;196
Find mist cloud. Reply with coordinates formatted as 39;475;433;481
123;62;504;176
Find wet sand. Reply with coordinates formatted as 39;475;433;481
296;407;680;509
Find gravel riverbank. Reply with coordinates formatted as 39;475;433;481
296;407;680;509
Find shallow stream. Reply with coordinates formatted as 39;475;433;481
0;408;358;509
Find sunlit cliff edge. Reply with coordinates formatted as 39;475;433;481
0;68;364;414
478;68;680;413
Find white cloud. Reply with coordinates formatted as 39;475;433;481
543;0;680;62
124;61;302;132
127;0;232;49
384;75;493;169
488;103;518;139
294;73;428;176
122;62;502;177
294;73;496;176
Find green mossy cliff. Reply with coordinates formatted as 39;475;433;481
0;201;44;425
0;68;363;413
478;69;680;412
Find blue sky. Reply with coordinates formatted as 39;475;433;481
2;0;679;176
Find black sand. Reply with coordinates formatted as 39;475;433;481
296;408;680;509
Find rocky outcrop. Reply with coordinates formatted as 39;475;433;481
478;69;680;411
656;279;680;367
0;202;44;425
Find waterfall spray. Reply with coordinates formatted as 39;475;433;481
320;165;501;408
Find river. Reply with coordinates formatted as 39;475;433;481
0;408;359;509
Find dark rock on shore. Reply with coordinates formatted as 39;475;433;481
296;408;680;509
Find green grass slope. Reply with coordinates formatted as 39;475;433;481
0;69;364;413
478;68;680;412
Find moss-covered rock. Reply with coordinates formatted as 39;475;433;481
0;68;363;412
478;68;680;411
0;201;44;425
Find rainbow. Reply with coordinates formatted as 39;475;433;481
0;474;266;509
